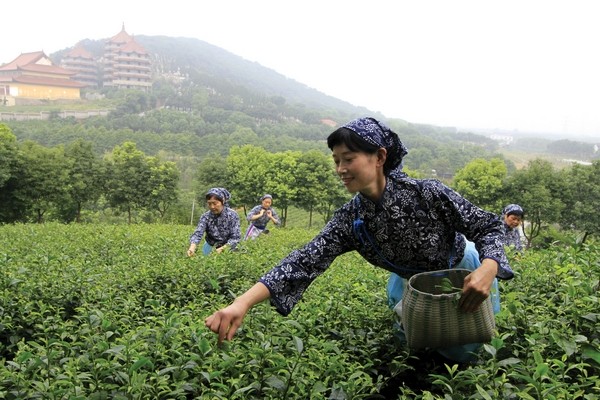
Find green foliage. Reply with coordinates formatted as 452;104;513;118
530;225;581;250
104;142;180;224
294;150;346;227
223;146;346;227
503;159;566;247
547;139;599;159
493;246;600;400
12;141;70;223
60;139;106;222
0;124;18;188
105;142;153;223
147;157;180;220
0;224;598;399
559;161;600;241
263;150;300;224
453;158;507;211
226;145;273;208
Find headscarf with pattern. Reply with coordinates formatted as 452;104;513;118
206;187;231;206
343;117;408;173
261;194;273;202
502;204;524;217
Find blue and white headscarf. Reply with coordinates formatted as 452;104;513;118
206;187;231;206
261;194;273;202
343;117;408;172
502;204;524;217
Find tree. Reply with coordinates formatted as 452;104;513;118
503;159;565;248
105;142;152;223
13;141;70;223
263;151;299;227
146;157;180;220
294;150;338;227
193;154;229;201
452;158;507;212
62;140;106;222
559;161;600;243
226;145;271;213
0;124;17;188
316;177;348;225
0;125;21;222
111;90;152;117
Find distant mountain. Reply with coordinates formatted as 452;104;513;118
47;35;597;166
136;35;376;117
52;35;377;120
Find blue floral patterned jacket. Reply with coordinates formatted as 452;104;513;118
260;173;513;316
189;207;241;248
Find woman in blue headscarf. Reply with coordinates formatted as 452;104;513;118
205;117;513;362
501;204;525;252
187;188;241;256
244;194;281;240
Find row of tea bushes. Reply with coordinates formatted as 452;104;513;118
0;223;598;399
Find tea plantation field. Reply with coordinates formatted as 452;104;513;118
0;223;598;399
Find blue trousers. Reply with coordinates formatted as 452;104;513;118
202;241;213;255
387;240;500;362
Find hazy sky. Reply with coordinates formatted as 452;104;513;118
3;0;599;137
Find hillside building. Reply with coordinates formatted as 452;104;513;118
102;25;152;92
1;24;152;106
0;51;86;106
60;43;99;88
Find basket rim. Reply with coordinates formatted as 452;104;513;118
406;268;472;298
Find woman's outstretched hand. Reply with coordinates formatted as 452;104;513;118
458;259;498;312
205;302;249;344
205;282;271;344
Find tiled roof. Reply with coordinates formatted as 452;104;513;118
109;23;133;44
0;51;47;70
119;39;148;55
0;50;78;77
10;75;87;88
66;44;94;59
19;63;77;76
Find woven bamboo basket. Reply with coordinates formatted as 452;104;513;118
401;268;495;349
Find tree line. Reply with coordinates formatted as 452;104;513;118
0;125;178;224
2;122;598;247
0;124;347;226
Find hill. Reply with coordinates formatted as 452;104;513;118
50;35;377;121
3;35;595;171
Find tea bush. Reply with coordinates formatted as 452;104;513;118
0;223;598;399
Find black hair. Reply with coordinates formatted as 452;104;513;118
327;127;397;175
327;127;379;153
205;194;223;203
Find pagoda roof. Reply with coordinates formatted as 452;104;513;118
119;39;148;55
109;23;133;44
66;43;94;59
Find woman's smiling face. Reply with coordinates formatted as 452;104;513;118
332;144;383;197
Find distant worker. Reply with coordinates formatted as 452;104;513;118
187;188;241;256
500;204;524;252
244;194;281;240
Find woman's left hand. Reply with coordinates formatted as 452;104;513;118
458;259;498;312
